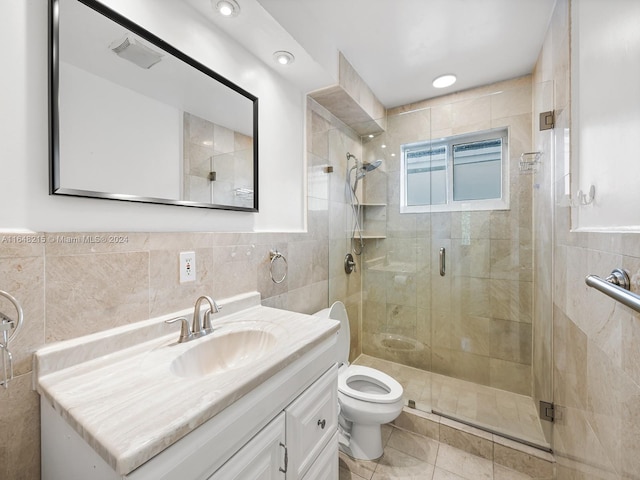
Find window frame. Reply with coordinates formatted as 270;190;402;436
400;127;509;213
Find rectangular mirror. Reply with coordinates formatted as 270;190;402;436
50;0;259;211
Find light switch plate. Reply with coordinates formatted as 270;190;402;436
179;251;196;283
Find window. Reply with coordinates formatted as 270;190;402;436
400;128;508;213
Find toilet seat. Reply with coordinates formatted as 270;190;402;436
338;365;403;404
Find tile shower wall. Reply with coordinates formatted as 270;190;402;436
308;98;364;361
360;77;534;396
535;0;640;478
0;99;351;480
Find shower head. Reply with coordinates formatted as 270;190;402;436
365;159;382;171
355;159;382;179
346;153;382;193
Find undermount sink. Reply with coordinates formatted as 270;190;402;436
170;325;278;378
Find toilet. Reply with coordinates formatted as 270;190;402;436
314;301;404;460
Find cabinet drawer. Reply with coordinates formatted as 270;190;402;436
285;364;338;480
301;432;338;480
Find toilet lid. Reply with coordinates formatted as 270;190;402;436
326;301;350;365
338;365;403;404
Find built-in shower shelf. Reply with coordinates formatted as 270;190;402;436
357;235;387;239
360;203;387;240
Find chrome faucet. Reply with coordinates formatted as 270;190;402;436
191;295;221;337
165;295;221;343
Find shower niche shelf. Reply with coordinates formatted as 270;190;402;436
359;203;387;239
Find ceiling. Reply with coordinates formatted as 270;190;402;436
187;0;557;109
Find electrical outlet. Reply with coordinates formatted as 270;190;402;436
179;251;196;283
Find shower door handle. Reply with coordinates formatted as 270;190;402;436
439;247;446;276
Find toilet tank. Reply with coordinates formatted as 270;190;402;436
314;301;350;366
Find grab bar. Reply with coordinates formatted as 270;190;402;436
439;247;446;277
585;268;640;314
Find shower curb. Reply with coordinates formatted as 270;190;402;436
393;407;556;479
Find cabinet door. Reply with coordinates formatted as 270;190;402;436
208;413;286;480
301;433;338;480
285;365;338;479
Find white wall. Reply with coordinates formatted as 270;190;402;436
0;0;306;232
571;0;640;231
60;63;181;198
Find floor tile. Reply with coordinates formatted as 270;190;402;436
432;467;467;480
435;444;493;480
372;446;436;479
386;428;439;464
493;464;533;480
354;355;549;448
339;423;552;480
340;465;370;480
339;451;377;480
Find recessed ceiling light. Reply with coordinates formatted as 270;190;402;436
273;51;295;65
215;0;240;17
433;74;457;89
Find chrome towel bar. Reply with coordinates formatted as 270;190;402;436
585;268;640;314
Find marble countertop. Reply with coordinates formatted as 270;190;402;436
34;292;339;475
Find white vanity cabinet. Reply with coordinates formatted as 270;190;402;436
37;297;341;480
207;413;286;479
285;363;338;479
209;365;338;480
301;433;338;480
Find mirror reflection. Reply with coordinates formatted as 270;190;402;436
51;0;258;211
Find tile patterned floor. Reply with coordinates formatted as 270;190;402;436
339;424;537;480
354;355;549;449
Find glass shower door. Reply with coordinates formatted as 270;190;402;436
347;81;552;450
427;92;549;449
359;108;434;413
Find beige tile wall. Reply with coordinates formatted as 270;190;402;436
0;99;359;480
308;98;364;360
534;0;640;477
360;76;534;397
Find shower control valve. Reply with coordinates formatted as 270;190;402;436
344;253;356;274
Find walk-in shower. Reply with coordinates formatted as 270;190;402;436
324;77;552;453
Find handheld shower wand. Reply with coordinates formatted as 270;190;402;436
345;153;382;255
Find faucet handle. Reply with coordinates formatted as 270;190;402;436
212;299;222;312
202;310;215;334
202;299;223;334
165;317;193;343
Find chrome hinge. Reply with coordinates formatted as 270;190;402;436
539;111;555;131
539;401;554;422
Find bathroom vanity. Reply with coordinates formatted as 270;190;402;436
34;292;340;479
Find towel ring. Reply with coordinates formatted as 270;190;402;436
269;250;288;284
0;290;23;345
0;290;24;389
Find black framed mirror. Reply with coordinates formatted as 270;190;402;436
49;0;259;211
